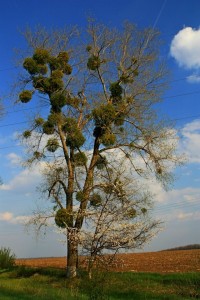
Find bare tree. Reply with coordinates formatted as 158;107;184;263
17;22;183;278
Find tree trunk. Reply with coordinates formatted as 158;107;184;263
66;228;78;278
88;253;96;279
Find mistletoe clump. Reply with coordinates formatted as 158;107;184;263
43;120;55;135
66;130;85;148
96;155;107;170
50;91;67;109
33;151;43;160
141;207;147;214
114;113;126;126
76;191;84;202
19;90;33;103
51;70;63;79
57;51;69;62
62;64;72;75
65;96;80;108
33;48;50;64
90;193;102;206
23;58;39;75
23;48;49;76
33;76;50;93
73;152;87;167
101;132;116;146
62;118;85;148
87;55;101;70
23;130;31;138
86;45;92;52
47;113;63;125
92;104;117;144
109;82;123;104
48;52;72;75
62;117;77;133
22;49;72;100
49;70;64;92
37;64;48;75
23;57;48;75
55;208;71;228
93;104;116;126
49;56;61;71
35;117;45;126
58;51;72;75
46;138;59;152
125;208;136;219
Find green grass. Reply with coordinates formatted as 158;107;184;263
0;247;16;269
0;267;199;299
103;272;200;299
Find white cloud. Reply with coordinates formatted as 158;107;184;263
0;212;13;221
170;27;200;69
172;187;200;203
180;119;200;163
152;186;200;222
184;194;197;202
0;161;46;192
6;153;21;165
153;186;200;209
187;74;200;83
0;212;29;224
177;211;200;221
182;119;200;133
145;178;168;203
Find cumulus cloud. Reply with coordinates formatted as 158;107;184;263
180;119;200;163
187;74;200;83
0;212;13;221
0;161;46;192
153;186;200;216
0;211;30;224
6;153;21;165
170;27;200;83
169;187;200;203
144;178;168;203
151;184;200;222
177;211;200;221
170;27;200;69
159;208;200;222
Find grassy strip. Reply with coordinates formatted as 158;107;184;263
0;268;85;300
0;266;199;299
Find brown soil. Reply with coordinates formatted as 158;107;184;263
16;249;200;273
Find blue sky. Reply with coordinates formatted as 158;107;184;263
0;0;200;258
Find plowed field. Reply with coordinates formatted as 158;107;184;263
16;249;200;273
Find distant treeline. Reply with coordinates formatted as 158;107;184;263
161;244;200;251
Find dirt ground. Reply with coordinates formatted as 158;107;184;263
16;249;200;273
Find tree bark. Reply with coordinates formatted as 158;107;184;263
66;229;78;278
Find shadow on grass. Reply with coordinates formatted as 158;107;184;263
0;286;41;300
108;290;185;300
0;269;10;274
